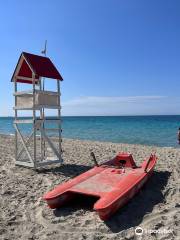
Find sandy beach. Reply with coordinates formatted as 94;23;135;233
0;134;179;240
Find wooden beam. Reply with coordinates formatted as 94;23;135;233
36;159;62;167
14;124;34;164
15;76;39;82
15;160;34;168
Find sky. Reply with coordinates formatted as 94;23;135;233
0;0;180;116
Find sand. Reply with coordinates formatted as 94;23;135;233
0;134;179;240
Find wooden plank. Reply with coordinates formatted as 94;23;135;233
41;130;61;159
14;105;61;110
15;160;34;168
57;80;62;163
36;105;61;109
32;72;37;168
14;124;34;164
12;56;24;82
17;131;34;160
14;119;34;124
14;90;59;96
36;159;62;167
14;90;33;96
15;76;39;82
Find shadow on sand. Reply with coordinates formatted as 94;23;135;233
104;170;171;232
46;170;171;232
37;163;91;177
53;194;99;218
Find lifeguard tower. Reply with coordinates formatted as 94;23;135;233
11;52;63;168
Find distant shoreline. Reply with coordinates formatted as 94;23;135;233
0;133;176;149
1;114;180;117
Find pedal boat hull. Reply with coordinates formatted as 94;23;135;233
43;153;157;220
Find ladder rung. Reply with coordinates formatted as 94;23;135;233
14;119;34;124
44;128;60;131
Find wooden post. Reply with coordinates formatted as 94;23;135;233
57;80;62;162
39;78;44;162
32;73;36;168
14;80;18;162
42;77;46;161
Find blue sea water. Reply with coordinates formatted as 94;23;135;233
0;116;180;147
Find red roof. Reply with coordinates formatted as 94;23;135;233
11;52;63;84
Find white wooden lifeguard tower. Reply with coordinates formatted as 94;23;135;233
11;52;63;168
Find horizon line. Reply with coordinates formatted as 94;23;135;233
1;114;180;118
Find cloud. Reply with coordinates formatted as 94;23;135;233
1;95;180;116
62;95;168;116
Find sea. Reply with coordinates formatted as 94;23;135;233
0;115;180;147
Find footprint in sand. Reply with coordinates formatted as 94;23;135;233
141;208;178;229
35;206;101;233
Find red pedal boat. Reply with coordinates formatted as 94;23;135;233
43;152;157;220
